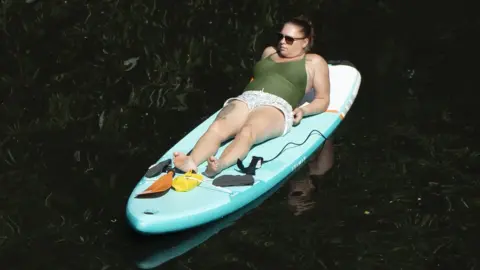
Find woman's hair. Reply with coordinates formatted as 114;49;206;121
286;15;315;51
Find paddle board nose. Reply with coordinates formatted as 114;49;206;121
126;182;232;234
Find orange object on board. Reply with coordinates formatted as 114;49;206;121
137;169;175;196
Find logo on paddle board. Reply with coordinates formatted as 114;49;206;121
292;156;307;172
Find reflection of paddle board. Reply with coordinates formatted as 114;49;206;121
134;172;288;269
126;61;362;234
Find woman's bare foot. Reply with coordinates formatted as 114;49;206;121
205;156;224;177
173;152;197;172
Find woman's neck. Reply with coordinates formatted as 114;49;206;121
278;51;306;59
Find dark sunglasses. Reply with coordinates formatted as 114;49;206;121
276;32;305;45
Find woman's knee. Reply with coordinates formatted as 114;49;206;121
207;120;234;141
236;124;256;144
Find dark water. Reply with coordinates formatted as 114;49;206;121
1;0;479;269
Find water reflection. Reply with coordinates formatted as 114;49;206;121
287;141;331;216
288;166;319;217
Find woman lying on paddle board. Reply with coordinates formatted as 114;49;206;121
174;15;331;177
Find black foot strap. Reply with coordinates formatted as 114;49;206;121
144;158;172;178
212;175;255;187
237;156;263;175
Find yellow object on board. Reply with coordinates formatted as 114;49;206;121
172;170;203;192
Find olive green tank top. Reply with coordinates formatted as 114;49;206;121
243;53;307;108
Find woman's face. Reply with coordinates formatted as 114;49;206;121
277;23;309;57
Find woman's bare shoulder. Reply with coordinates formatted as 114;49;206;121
306;53;328;65
261;46;277;59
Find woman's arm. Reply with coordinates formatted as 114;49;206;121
301;54;330;116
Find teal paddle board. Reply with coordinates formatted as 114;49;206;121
126;61;361;234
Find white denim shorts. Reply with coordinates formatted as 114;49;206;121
223;90;294;135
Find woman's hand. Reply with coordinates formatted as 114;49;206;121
292;107;305;126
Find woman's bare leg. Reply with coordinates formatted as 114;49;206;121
173;101;249;172
205;106;285;177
